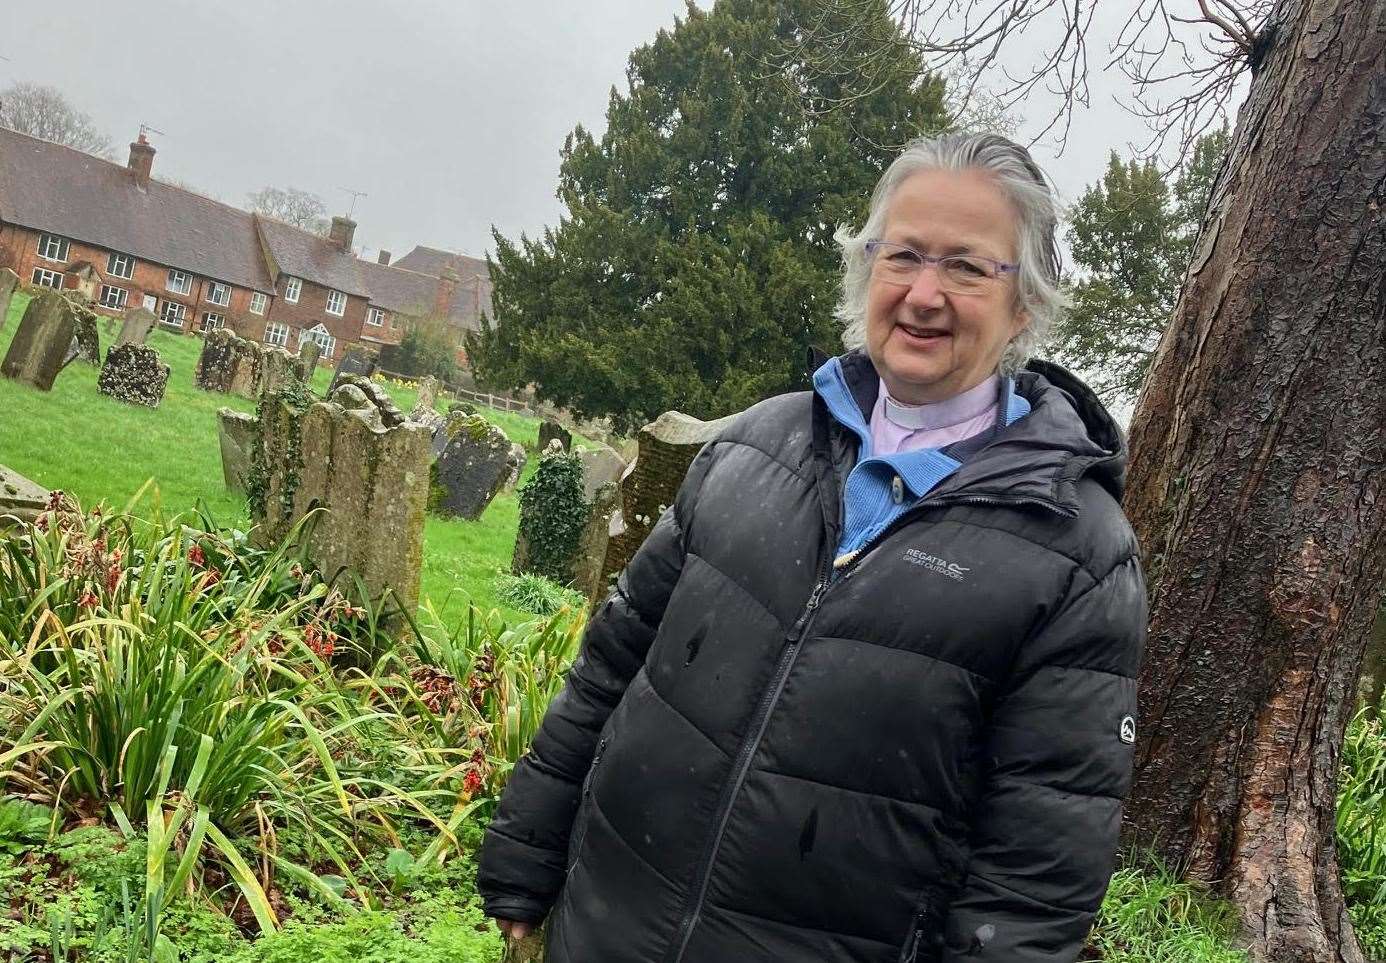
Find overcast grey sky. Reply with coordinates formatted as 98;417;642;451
8;1;1195;265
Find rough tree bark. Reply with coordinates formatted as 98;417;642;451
1121;2;1386;961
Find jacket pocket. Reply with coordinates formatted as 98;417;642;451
566;734;610;874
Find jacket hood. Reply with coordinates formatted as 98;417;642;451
827;351;1128;512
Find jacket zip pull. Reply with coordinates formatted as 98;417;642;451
584;737;608;797
899;912;926;963
787;579;828;643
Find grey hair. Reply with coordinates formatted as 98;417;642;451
834;132;1065;375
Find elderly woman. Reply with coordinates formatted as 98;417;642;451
478;132;1146;963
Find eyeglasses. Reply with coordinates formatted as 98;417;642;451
865;239;1017;293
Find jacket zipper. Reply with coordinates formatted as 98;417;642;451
567;736;609;874
666;576;829;962
665;491;1064;960
899;909;927;963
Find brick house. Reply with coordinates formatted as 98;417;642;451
0;128;276;334
0;126;492;364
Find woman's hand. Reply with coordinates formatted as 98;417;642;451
494;918;534;941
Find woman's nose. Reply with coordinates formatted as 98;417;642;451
903;262;947;308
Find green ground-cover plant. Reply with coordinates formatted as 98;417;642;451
494;572;584;618
1089;858;1247;961
1337;701;1386;956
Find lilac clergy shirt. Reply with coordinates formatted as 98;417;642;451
868;374;1000;456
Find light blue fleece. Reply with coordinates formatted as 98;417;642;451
812;356;1031;568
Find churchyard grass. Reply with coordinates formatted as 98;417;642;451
0;290;564;625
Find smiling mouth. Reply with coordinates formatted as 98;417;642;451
895;322;951;344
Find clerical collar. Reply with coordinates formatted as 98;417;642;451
881;374;1000;431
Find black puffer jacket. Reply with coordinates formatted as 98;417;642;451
479;353;1146;962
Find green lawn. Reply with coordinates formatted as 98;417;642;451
0;290;554;626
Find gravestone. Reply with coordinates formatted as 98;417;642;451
504;442;527;489
63;301;101;367
512;444;621;604
217;408;259;493
328;347;378;392
298;338;322;374
431;413;514;520
415;375;440;414
115;307;157;348
97;344;170;408
538;420;572;452
0;465;49;533
576;445;627;501
253;380;431;612
259;346;303;396
599;409;738;585
576;484;621;605
195;329;262;398
1;291;80;391
0;268;18;334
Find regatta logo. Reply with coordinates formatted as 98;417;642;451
903;549;970;581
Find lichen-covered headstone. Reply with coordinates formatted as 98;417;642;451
576;483;620;605
504;442;527;489
431;413;514;520
1;291;79;391
259;346;303;396
415;375;440;413
298;338;322;374
328;347;378;393
195;329;262;398
0;464;48;532
0;268;18;334
538;420;572;452
576;445;627;501
217;408;259;493
251;380;430;612
97;344;170;408
115;307;157;348
599;409;738;584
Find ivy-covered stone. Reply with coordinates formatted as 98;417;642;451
513;447;589;585
97;343;170;408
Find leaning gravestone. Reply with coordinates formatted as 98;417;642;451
0;268;18;334
97;344;170;408
431;413;514;520
298;338;322;374
576;445;627;501
252;378;430;612
217;408;259;493
538;420;571;452
1;291;80;391
63;301;101;367
599;409;739;585
328;347;378;393
0;465;49;533
115;307;157;348
195;329;262;399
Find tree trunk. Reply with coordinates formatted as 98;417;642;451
1121;2;1386;961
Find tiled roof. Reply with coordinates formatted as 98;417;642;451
394;245;489;281
357;259;439;315
0;127;275;293
255;215;371;297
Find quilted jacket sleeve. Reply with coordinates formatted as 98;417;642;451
940;551;1147;962
476;443;720;925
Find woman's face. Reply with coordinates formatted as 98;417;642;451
865;168;1029;405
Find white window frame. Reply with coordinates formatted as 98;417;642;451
37;234;69;263
201;312;226;331
325;289;346;316
99;284;128;310
160;301;187;328
366;307;385;327
106;252;134;279
264;322;289;347
206;281;230;306
283;276;301;303
302;323;337;360
32;267;63;289
166;269;192;295
249;291;268;315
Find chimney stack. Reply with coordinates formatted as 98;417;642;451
128;133;155;188
434;265;459;318
377;250;392;266
329;216;357;251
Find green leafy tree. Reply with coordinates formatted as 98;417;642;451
467;0;949;433
1051;129;1230;405
383;316;458;382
